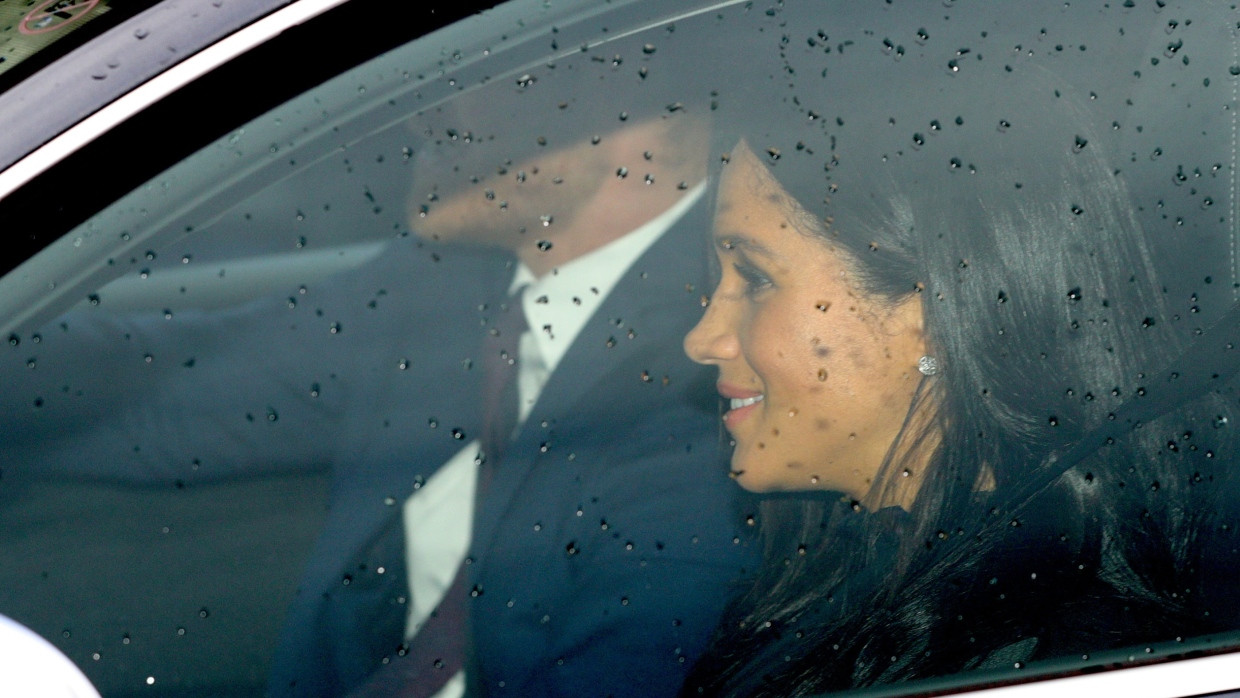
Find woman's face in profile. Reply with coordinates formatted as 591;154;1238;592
684;141;926;499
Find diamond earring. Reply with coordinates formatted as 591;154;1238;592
918;355;939;376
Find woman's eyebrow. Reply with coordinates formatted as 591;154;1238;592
714;232;776;259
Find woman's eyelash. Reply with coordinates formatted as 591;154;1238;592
733;262;772;294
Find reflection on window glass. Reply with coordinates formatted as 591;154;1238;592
2;1;1239;697
0;0;114;78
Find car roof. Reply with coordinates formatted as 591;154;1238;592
0;0;293;175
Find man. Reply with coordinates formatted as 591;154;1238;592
271;34;756;697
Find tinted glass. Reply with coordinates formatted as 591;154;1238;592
2;1;1239;696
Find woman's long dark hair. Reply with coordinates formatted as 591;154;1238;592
685;3;1238;695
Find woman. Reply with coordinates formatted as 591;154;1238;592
681;3;1239;695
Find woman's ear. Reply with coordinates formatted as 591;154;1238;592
893;291;928;366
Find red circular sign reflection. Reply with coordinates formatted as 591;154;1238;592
19;0;102;36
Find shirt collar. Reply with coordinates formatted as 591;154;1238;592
509;180;706;374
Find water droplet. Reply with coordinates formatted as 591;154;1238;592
539;215;553;227
817;368;828;381
642;43;656;54
537;240;553;251
1072;135;1089;152
1067;287;1082;302
616;167;628;179
134;28;149;39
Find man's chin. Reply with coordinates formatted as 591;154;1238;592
409;222;521;252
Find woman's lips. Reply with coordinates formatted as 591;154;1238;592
719;385;763;427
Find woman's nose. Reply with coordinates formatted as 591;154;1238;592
684;296;740;365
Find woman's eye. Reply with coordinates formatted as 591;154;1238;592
733;262;772;295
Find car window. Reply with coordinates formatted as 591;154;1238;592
2;1;1240;696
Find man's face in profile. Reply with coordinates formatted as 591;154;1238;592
405;111;615;252
402;80;708;271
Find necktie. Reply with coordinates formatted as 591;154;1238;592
480;289;528;469
347;291;528;698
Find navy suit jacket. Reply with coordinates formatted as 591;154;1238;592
262;237;506;697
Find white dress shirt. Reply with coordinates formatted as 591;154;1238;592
401;182;705;695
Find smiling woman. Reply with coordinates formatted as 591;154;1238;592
684;139;927;501
681;2;1240;695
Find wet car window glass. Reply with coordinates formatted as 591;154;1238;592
2;1;1240;696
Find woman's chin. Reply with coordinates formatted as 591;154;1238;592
729;461;819;493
